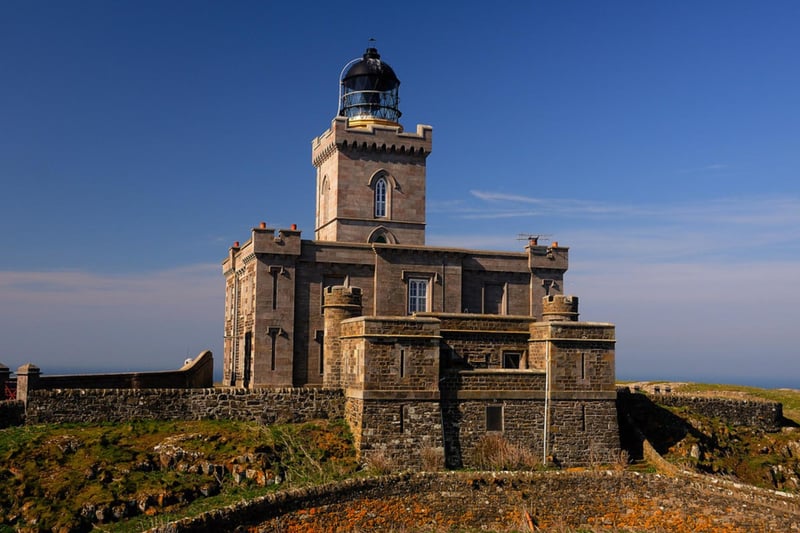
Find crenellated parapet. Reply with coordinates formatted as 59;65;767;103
312;117;432;167
542;294;580;322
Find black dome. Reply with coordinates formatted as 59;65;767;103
342;48;400;92
339;47;402;123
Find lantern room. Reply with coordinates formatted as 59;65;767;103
339;47;401;127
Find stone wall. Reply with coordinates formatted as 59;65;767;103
0;400;24;429
340;316;440;391
550;399;620;465
440;369;547;394
351;399;443;468
433;314;532;370
528;322;616;390
441;398;620;468
148;471;800;533
618;389;784;432
650;394;783;431
24;388;344;425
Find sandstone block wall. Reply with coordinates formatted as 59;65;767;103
339;316;440;391
440;370;547;394
432;314;533;370
528;322;616;390
312;119;431;245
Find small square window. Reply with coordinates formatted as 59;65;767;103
486;405;503;432
503;352;521;369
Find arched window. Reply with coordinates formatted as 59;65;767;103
319;176;328;221
368;226;397;244
374;177;387;217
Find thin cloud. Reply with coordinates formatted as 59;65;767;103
678;163;729;174
469;190;545;204
456;191;800;227
0;264;222;372
0;264;220;307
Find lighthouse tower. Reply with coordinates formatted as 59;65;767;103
311;47;432;245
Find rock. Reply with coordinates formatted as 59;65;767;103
690;444;702;460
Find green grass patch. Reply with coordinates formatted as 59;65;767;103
0;418;358;532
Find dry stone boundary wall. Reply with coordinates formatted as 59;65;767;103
648;393;783;430
146;470;800;533
25;388;344;425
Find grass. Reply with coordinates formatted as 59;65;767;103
0;418;359;532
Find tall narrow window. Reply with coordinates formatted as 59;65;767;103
580;404;586;432
271;270;279;310
399;349;405;378
580;353;586;380
270;332;277;371
374;177;387;217
408;278;428;314
315;330;324;375
268;327;281;372
243;332;252;387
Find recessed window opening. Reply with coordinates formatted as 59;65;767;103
270;332;277;371
580;353;586;380
271;271;278;310
486;405;503;432
315;330;324;375
580;404;586;432
243;332;252;387
399;349;405;378
408;278;428;314
375;177;387;217
503;352;521;369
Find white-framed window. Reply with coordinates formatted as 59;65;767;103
408;278;428;314
374;177;387;217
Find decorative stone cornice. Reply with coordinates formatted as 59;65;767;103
312;140;338;167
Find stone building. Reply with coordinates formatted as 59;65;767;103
223;47;618;467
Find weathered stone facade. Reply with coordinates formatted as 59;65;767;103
222;47;619;467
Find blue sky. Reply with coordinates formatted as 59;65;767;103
2;1;799;387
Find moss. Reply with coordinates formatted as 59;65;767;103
0;418;358;531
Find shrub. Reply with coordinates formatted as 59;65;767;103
419;446;444;472
470;434;539;470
